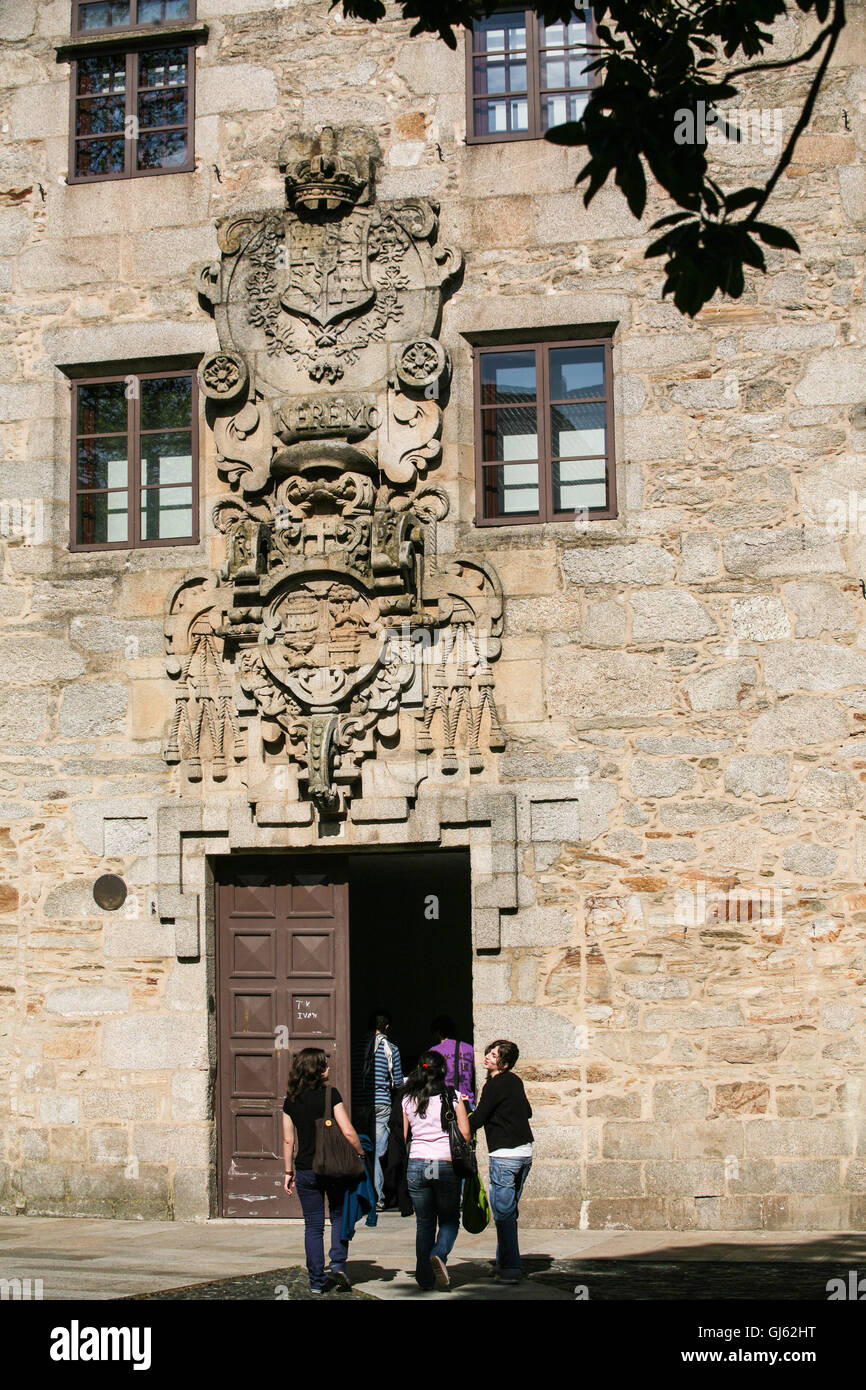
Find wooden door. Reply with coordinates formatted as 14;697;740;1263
216;856;350;1218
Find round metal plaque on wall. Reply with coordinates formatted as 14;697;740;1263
93;874;127;912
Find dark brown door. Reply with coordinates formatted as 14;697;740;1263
216;857;350;1218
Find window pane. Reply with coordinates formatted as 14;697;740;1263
475;100;509;136
542;17;590;48
541;53;592;89
554;461;608;512
138;90;188;129
140;430;192;486
76;137;126;177
475;13;526;53
480;351;536;405
77;381;128;435
76;96;126;137
165;0;191;15
77;437;129;490
140;375;192;429
509;98;529;131
137;130;188;169
484;463;539;517
140;485;193;539
139;48;187;89
551;401;606;458
542;92;589;129
550;347;606;399
77;492;129;545
138;0;165;17
79;2;131;28
77;54;126;96
482;407;538;463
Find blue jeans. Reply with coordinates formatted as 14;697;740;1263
373;1102;391;1202
294;1168;350;1292
488;1157;532;1279
406;1157;461;1290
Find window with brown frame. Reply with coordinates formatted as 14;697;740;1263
70;369;199;551
466;6;595;143
70;44;195;181
474;338;616;525
72;1;194;35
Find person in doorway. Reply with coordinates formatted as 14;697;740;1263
429;1014;476;1107
282;1047;365;1294
469;1039;534;1285
402;1050;470;1291
355;1011;403;1211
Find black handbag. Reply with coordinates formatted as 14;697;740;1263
441;1086;478;1180
312;1085;365;1180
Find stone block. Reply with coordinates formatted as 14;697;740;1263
530;798;580;841
602;1123;672;1159
584;1161;643;1195
731;595;791;642
724;755;789;797
584;598;626;646
39;1095;79;1126
45;987;128;1018
532;1127;583;1160
822;1001;857;1031
629;760;697;798
89;1126;129;1166
671;1121;745;1160
644;1160;726;1196
548;650;673;719
680;532;720;582
723;529;844;578
2;636;84;684
750;695;847;750
197;64;278;116
461;195;533;248
764;641;866;694
775;1160;841;1194
660;800;747;830
797;768;861;809
0;0;36;39
102;1014;208;1070
81;1088;160;1121
796;347;866;405
783;581;856;638
533;187;644;244
473;1004;581;1058
745;1120;849;1159
58;683;128;738
652;1082;710;1122
562;542;675;586
500;908;575;947
171;1071;212;1122
132;1123;212;1167
713;1082;769;1116
172;1167;211;1220
19;238;121;289
782;842;837;876
683;661;757;711
630;589;717;643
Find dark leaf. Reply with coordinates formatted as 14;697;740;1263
752;221;801;251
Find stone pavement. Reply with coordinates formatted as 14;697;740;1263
2;1215;865;1301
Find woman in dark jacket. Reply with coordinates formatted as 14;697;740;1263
469;1039;534;1285
282;1048;365;1293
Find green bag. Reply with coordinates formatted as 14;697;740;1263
461;1166;491;1234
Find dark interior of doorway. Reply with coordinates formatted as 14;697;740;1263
347;850;472;1076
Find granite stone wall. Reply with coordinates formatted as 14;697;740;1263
1;0;865;1226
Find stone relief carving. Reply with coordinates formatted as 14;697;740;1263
166;126;506;816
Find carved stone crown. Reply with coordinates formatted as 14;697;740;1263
286;127;367;214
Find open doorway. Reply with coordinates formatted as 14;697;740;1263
347;850;473;1076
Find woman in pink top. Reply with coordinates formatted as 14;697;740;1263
402;1051;470;1292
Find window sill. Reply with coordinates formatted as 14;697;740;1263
56;22;208;62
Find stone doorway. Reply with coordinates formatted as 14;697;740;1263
214;848;472;1219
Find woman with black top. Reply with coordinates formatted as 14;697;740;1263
282;1048;365;1293
468;1039;534;1285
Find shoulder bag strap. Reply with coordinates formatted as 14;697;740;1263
324;1083;333;1122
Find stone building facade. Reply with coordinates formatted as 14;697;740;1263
1;0;866;1228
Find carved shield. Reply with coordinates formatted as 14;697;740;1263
279;215;374;333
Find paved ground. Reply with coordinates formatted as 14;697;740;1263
3;1215;866;1300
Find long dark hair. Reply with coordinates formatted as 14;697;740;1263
286;1047;328;1102
404;1050;447;1118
